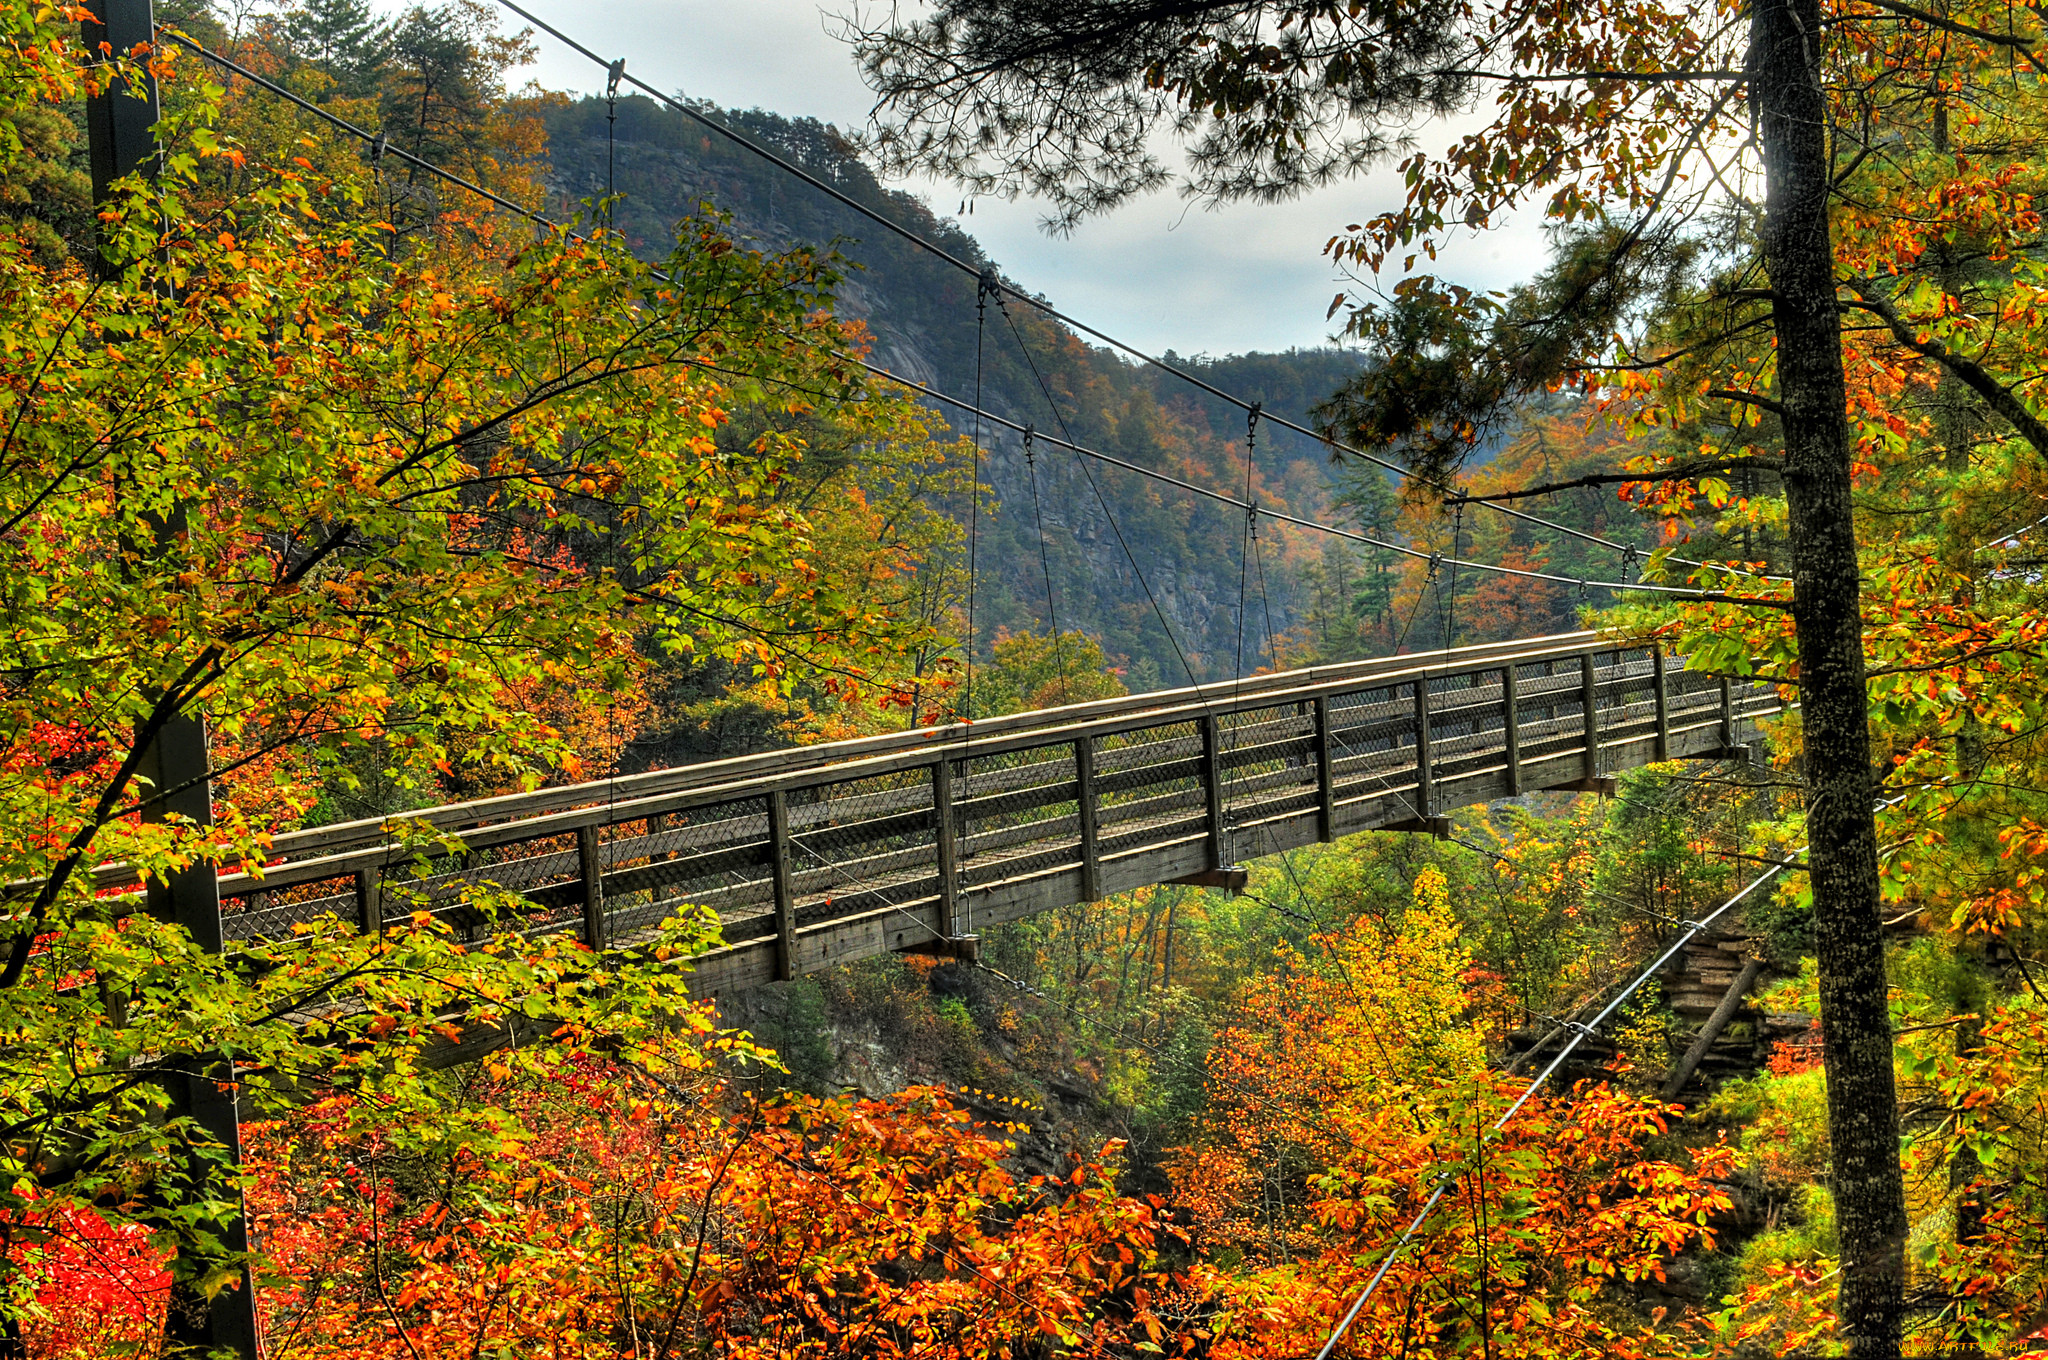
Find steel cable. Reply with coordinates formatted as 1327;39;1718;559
166;32;1778;615
481;0;1778;582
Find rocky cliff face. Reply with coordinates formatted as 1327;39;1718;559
545;96;1364;681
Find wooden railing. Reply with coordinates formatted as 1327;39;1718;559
131;631;1778;1010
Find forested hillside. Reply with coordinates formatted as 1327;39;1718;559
542;95;1664;692
544;93;1382;689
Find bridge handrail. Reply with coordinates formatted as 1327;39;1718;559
208;635;1651;897
72;631;1613;896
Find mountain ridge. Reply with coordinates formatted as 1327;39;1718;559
541;93;1368;685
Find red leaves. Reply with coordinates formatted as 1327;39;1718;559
241;1070;1185;1359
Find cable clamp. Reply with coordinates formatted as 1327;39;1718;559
369;130;387;168
1426;552;1443;581
1247;502;1258;538
977;267;1000;301
1247;400;1262;447
1022;422;1035;463
1563;1019;1600;1039
606;57;626;99
1679;919;1711;935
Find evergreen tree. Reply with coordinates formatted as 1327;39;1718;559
0;104;90;268
281;0;391;101
1333;461;1402;628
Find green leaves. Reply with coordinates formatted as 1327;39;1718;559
0;5;948;1325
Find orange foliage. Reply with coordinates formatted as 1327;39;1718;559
246;1053;1184;1359
1170;870;1734;1358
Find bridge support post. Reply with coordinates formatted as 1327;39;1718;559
1074;737;1102;901
578;825;605;952
354;866;382;936
1198;713;1228;870
1652;648;1671;763
1719;675;1737;752
933;758;962;934
1311;696;1335;842
767;790;797;981
1413;677;1434;816
1502;665;1522;797
1579;654;1601;784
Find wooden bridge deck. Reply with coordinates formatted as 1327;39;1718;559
135;631;1779;1010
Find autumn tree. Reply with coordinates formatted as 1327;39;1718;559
226;1040;1183;1360
1168;867;1734;1357
0;6;952;1349
837;0;2048;1345
972;627;1129;715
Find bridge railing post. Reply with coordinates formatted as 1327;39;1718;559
932;758;961;935
1413;677;1434;816
578;824;604;952
767;790;797;981
1311;696;1335;841
1501;664;1522;796
1652;647;1670;763
1075;736;1102;901
1580;653;1601;782
1198;713;1227;870
354;865;382;936
1719;674;1737;752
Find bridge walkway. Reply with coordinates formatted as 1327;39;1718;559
102;631;1779;1035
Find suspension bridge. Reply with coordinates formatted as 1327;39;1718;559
39;6;1816;1352
85;631;1777;1066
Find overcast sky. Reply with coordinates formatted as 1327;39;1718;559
486;0;1547;359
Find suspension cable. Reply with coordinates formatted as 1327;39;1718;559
172;31;1782;613
1445;501;1464;658
604;56;623;234
966;272;993;724
164;32;557;229
862;363;1782;607
479;0;1773;582
993;294;1202;690
1021;424;1071;703
1234;404;1261;687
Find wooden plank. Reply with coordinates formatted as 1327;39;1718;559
1075;736;1102;902
355;866;381;936
578;826;604;951
932;759;961;938
1311;696;1335;842
1652;648;1671;763
1579;654;1601;783
1413;677;1434;817
1502;664;1523;796
768;790;797;982
1198;713;1227;870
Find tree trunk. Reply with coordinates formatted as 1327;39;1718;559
1750;0;1907;1350
1661;956;1765;1102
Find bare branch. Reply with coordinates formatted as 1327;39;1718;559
1844;285;2048;454
1446;455;1783;504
